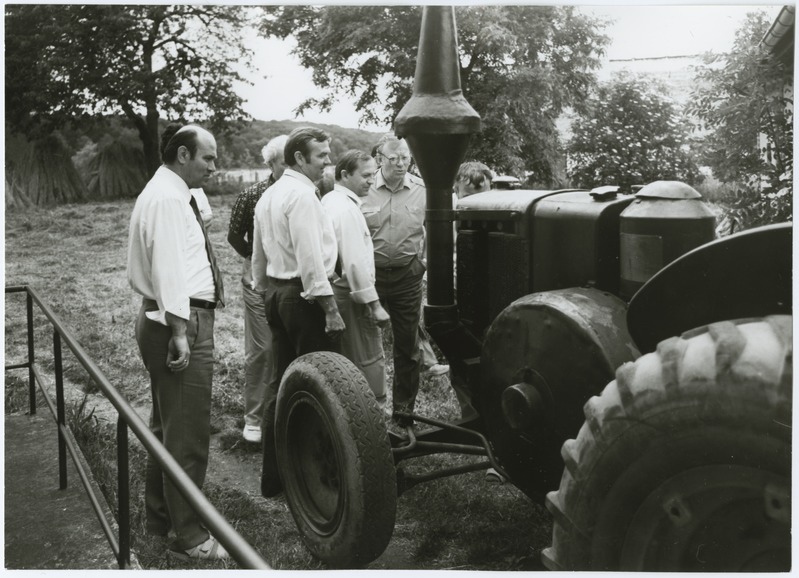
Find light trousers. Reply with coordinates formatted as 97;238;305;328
333;284;386;406
241;281;277;427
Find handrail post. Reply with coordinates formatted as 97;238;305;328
117;417;131;569
27;291;36;415
53;330;68;490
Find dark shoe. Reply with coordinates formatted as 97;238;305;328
261;472;283;497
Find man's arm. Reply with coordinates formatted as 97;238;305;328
227;191;252;258
251;206;269;291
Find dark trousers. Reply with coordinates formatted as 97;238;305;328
136;301;214;550
260;278;340;495
375;257;425;415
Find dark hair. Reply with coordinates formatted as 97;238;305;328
456;161;493;190
284;127;330;167
160;124;199;163
335;149;373;180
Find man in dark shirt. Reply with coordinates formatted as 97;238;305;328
226;134;287;443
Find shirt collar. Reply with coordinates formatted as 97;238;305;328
375;169;410;193
333;183;363;206
157;166;191;198
282;167;318;191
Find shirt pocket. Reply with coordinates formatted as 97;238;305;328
405;204;425;227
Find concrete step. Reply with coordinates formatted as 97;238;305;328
4;411;129;569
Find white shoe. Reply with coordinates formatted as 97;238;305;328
424;363;450;376
169;536;229;561
243;424;262;443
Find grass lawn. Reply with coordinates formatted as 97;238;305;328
4;193;553;570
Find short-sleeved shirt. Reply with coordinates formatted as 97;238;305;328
360;170;426;268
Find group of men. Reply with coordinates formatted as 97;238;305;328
125;122;494;562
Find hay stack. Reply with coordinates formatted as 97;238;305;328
7;133;85;207
86;140;147;199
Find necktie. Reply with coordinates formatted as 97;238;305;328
190;196;225;307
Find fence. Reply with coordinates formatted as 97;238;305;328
4;285;269;569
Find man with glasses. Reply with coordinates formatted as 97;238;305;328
361;135;426;428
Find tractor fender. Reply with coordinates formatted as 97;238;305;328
478;287;639;501
627;222;792;354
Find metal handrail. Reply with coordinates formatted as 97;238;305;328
5;285;269;569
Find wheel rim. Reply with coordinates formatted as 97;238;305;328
620;465;791;571
284;392;346;536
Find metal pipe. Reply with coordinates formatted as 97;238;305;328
117;417;130;569
54;330;67;490
394;5;480;310
27;292;35;415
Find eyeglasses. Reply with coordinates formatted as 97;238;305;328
381;154;411;165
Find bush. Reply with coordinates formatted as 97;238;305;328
567;72;701;190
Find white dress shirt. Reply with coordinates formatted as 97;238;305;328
127;166;215;325
252;168;337;300
322;184;379;304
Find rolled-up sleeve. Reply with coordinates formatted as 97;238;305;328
149;196;190;322
287;193;333;299
337;207;378;304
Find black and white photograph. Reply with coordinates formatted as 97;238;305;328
4;2;793;572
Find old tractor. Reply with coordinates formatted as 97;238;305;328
271;6;792;571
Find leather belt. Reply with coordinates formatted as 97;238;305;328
189;298;216;310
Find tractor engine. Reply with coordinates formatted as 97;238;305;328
453;183;716;499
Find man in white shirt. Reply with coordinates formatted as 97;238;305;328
322;150;391;405
127;124;228;561
251;126;345;497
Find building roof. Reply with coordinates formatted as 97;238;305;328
760;5;795;67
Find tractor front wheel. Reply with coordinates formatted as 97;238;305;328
542;316;792;571
275;351;397;568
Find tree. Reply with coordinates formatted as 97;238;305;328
259;5;609;184
566;72;701;190
6;5;253;177
687;11;792;228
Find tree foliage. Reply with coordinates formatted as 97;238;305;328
687;10;792;228
259;5;609;184
5;5;253;176
567;72;701;190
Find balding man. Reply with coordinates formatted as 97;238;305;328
127;123;228;561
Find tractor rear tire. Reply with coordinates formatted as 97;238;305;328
542;316;792;571
275;351;397;568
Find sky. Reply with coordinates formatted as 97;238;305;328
237;4;785;131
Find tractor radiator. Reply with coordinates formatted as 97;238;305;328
457;228;529;338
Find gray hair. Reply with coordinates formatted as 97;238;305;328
261;134;288;165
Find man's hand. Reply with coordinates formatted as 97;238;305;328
325;310;346;339
165;312;190;372
167;334;191;372
318;295;345;340
365;301;391;329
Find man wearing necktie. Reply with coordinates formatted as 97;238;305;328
252;126;345;497
127;123;228;561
